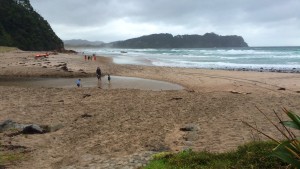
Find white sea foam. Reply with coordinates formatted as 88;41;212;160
78;47;300;71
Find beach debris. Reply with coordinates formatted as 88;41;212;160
230;90;251;94
296;91;300;93
81;113;92;118
170;97;183;101
60;64;68;71
184;89;195;92
83;94;91;98
58;100;64;102
180;124;199;132
35;53;49;58
278;87;286;91
79;69;87;74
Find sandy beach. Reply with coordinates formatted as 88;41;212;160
1;49;300;168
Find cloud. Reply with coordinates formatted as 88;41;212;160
30;0;300;46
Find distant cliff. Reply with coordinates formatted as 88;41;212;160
109;33;248;48
0;0;64;51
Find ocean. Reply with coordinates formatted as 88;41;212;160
75;47;300;72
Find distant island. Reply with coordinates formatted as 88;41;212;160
108;33;248;48
65;33;248;49
64;39;104;47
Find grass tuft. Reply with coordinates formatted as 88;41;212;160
144;141;287;169
0;46;18;53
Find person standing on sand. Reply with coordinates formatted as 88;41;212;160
76;79;81;87
108;74;111;83
84;55;87;61
96;67;101;80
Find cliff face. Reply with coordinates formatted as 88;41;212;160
0;0;64;51
110;33;248;48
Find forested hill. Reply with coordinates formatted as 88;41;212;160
0;0;64;51
109;33;248;48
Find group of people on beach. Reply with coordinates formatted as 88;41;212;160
76;66;111;88
84;54;96;61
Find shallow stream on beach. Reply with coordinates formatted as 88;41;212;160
0;76;183;91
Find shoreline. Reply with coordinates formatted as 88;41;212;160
1;49;300;80
1;50;300;93
72;46;300;75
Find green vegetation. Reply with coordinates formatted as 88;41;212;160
244;108;300;168
0;152;26;166
0;144;27;167
144;141;287;169
0;0;64;51
0;46;18;53
109;33;248;48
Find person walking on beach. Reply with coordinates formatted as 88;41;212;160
108;74;111;83
76;79;81;87
84;55;87;61
96;67;102;80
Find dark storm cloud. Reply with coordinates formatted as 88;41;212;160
30;0;300;46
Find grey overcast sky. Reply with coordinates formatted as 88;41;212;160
30;0;300;46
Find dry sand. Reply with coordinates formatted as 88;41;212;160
1;49;300;168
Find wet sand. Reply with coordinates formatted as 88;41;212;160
0;76;183;90
1;49;300;168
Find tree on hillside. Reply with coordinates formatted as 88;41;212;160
0;0;64;51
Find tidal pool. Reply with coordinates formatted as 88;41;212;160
0;76;183;91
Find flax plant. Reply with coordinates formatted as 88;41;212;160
243;107;300;168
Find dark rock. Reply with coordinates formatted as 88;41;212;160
180;124;199;132
22;124;44;134
0;120;54;134
278;87;286;91
0;120;24;132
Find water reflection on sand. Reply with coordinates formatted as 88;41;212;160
0;76;183;91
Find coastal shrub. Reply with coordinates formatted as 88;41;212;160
244;108;300;168
144;141;287;169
